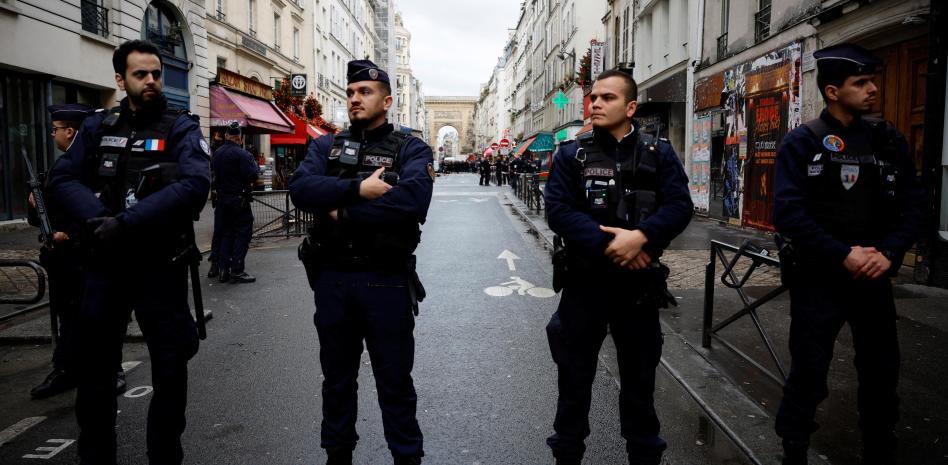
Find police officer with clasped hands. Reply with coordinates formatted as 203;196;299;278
773;43;926;465
290;59;433;465
543;68;693;465
48;39;210;465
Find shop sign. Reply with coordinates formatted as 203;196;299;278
216;68;273;100
290;74;307;96
590;40;605;79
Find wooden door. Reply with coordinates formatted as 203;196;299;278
870;35;929;173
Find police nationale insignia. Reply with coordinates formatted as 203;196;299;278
199;139;210;155
807;164;823;176
427;162;436;180
823;135;845;152
368;69;379;80
100;136;128;148
841;164;859;190
329;148;342;159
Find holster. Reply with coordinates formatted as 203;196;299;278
298;236;322;291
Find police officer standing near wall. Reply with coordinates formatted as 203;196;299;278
48;40;210;465
479;155;491;186
210;122;259;284
290;59;433;465
773;43;925;465
543;68;693;465
29;104;127;399
510;153;524;191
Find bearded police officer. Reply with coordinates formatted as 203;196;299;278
48;40;210;465
290;59;433;465
773;44;925;465
210;122;258;284
543;69;693;465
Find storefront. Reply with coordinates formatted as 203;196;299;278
270;114;330;189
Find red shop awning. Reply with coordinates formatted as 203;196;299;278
209;85;294;134
577;122;593;136
271;114;331;145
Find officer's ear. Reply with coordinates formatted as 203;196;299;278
115;72;126;92
383;94;393;112
824;84;840;103
626;100;637;119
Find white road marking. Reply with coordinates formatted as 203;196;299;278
0;417;46;446
121;361;142;372
470;198;490;203
123;386;153;398
22;439;74;459
497;250;520;271
432;192;499;197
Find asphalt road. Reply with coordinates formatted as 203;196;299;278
0;174;752;465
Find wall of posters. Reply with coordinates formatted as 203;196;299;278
690;114;713;212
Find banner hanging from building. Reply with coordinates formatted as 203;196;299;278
690;114;712;213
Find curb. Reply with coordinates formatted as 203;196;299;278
503;191;829;465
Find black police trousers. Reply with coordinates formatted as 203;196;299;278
776;277;900;450
208;200;224;266
546;280;666;464
40;245;83;373
311;269;424;459
480;172;491;186
216;196;254;273
75;259;199;465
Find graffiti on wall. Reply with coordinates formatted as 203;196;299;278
690;114;712;212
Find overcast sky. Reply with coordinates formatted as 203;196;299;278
395;0;523;97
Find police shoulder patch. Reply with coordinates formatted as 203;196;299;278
427;162;436;181
199;138;210;155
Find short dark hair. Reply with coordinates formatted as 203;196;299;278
595;69;638;103
113;40;163;78
817;71;848;102
377;80;392;96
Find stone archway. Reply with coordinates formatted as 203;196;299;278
436;125;460;157
425;96;477;156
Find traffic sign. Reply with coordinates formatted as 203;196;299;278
499;139;510;148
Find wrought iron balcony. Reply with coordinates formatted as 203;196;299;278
215;9;226;22
80;0;109;37
755;4;772;43
716;32;728;61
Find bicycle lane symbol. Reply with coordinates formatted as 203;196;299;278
484;276;556;298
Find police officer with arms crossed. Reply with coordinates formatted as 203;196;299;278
290;59;433;465
773;43;925;465
29;104;127;399
48;39;210;465
210;122;259;284
543;68;693;465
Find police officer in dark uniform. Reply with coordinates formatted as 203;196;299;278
210;122;259;284
543;69;693;465
510;154;524;191
48;40;210;465
479;156;492;186
290;59;433;465
497;155;508;185
773;43;925;465
29;104;128;399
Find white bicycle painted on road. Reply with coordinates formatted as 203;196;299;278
484;276;556;298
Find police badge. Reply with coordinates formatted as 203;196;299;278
840;164;859;190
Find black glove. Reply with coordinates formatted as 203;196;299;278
86;216;124;243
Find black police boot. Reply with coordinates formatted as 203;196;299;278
219;267;230;283
229;270;256;284
393;456;421;465
115;369;127;396
781;439;809;465
30;369;77;399
325;448;352;465
207;261;220;278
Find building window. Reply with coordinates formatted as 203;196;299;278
217;56;226;71
755;0;772;43
248;0;256;36
614;15;621;67
273;12;281;50
293;27;300;59
621;6;629;63
80;0;110;37
214;0;225;21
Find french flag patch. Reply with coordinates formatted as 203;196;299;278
145;139;165;151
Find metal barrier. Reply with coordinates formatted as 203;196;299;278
702;239;788;384
249;190;313;239
0;259;47;305
515;174;543;212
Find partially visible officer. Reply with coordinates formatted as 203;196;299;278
29;104;127;399
47;39;210;465
479;155;491;186
773;43;925;465
290;59;433;465
543;68;693;465
509;153;524;191
207;129;225;278
497;155;508;186
210;121;259;284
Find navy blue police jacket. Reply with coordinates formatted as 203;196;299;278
545;123;693;257
211;141;259;195
47;97;211;232
288;122;434;226
773;109;925;267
